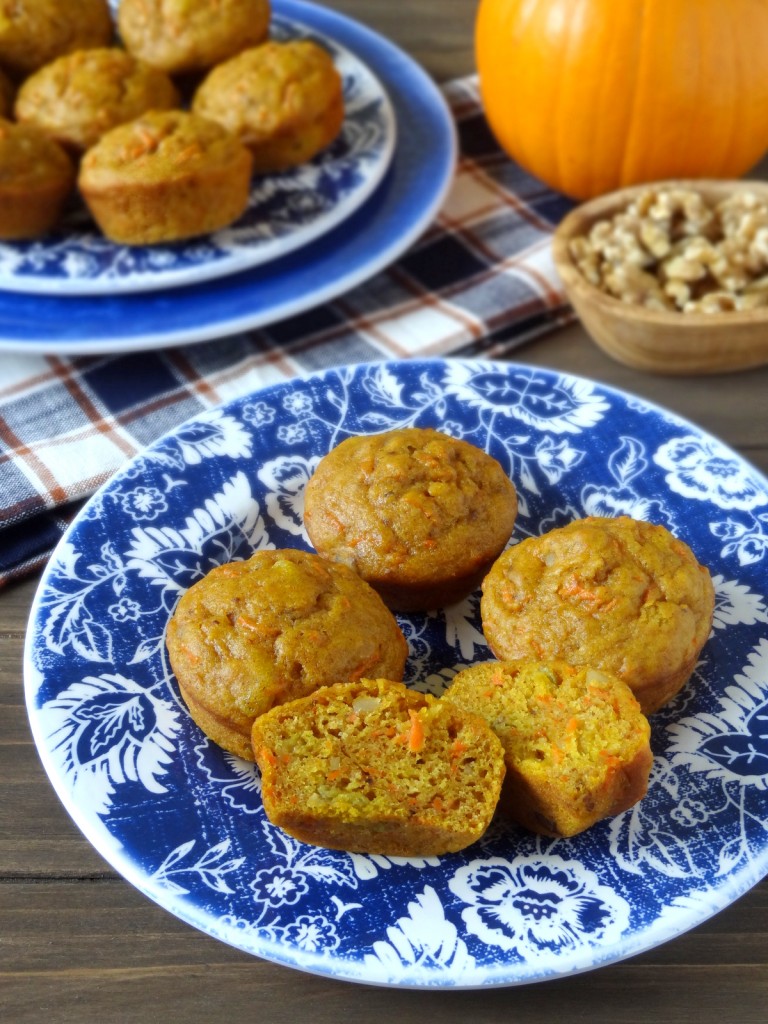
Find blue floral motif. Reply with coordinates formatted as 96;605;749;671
449;857;629;957
710;512;768;567
654;435;768;511
251;866;310;909
119;486;167;521
280;915;340;953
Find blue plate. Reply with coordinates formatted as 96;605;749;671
0;12;396;297
24;359;768;987
0;0;455;352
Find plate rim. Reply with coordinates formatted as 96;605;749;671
22;356;768;988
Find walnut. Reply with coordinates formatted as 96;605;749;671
567;187;768;313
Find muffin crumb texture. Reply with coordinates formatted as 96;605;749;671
252;677;506;856
445;659;652;837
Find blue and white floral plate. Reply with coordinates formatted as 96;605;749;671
24;359;768;987
0;7;395;297
0;0;455;352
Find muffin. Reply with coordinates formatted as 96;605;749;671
252;677;506;855
15;48;180;154
118;0;271;76
0;118;76;239
444;660;653;837
304;428;518;612
0;0;113;78
481;516;715;714
193;39;344;173
166;549;409;761
78;109;253;245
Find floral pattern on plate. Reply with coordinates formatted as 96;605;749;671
0;11;395;296
25;359;768;987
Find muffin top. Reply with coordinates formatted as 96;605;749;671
0;117;75;186
0;0;113;77
79;109;251;187
118;0;271;74
166;549;408;730
15;47;181;152
480;516;715;709
193;39;343;145
304;428;518;587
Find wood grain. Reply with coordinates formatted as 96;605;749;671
3;3;768;1021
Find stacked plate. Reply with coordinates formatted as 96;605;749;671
0;0;457;353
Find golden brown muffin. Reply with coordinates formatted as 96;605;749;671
444;660;653;838
118;0;271;76
78;109;253;244
166;550;409;761
15;48;180;154
0;66;14;116
192;39;344;173
481;516;715;714
0;0;113;79
252;677;506;855
304;428;518;612
0;117;76;239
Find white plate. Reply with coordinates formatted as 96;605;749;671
0;10;395;296
0;0;456;352
24;359;768;987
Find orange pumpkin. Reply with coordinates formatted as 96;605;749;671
476;0;768;199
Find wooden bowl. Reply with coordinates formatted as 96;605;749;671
552;179;768;375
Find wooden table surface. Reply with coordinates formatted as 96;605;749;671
3;3;768;1021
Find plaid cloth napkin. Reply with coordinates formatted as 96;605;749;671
0;77;574;589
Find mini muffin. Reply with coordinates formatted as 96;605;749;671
0;67;15;117
304;428;518;612
0;0;113;78
0;118;76;239
118;0;271;76
444;660;652;838
252;677;506;855
166;549;409;761
481;516;715;714
193;39;344;173
15;48;180;154
78;109;253;245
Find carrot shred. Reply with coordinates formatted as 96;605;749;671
408;710;425;752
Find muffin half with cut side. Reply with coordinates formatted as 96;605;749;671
252;677;506;855
444;659;652;838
